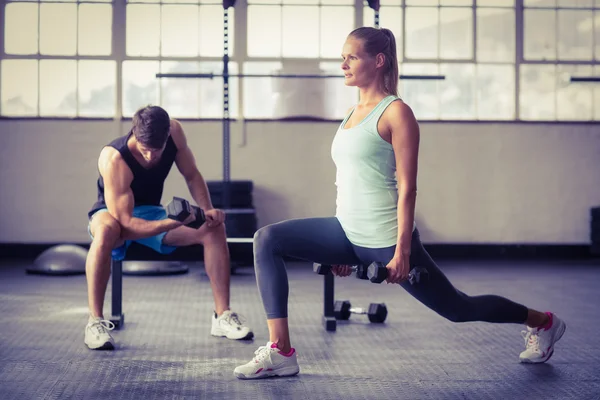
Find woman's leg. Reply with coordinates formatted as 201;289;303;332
354;228;565;363
235;217;361;379
254;217;361;349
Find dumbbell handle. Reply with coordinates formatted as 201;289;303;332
348;307;368;315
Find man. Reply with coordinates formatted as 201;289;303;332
84;105;252;350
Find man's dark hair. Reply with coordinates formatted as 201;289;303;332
132;105;171;149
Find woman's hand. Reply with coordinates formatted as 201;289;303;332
385;254;410;284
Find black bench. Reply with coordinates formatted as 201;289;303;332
109;237;253;329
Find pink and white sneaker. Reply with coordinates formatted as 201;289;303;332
234;342;300;379
519;312;566;363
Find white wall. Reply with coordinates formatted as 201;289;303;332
0;119;598;244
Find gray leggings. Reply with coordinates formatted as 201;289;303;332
253;217;529;323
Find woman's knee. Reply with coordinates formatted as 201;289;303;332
253;224;279;248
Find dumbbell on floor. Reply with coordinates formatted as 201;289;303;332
166;196;206;229
313;263;369;280
334;300;387;323
367;262;429;285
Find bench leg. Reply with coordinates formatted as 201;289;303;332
110;259;125;330
323;271;336;332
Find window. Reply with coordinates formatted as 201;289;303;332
2;0;115;117
244;0;355;119
364;0;516;120
2;0;600;121
123;0;238;118
521;0;600;120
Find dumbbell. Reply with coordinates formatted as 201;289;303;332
334;300;387;323
367;262;429;285
313;263;369;280
166;196;206;229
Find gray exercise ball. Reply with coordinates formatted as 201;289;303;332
27;244;88;276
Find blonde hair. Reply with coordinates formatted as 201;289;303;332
348;27;399;96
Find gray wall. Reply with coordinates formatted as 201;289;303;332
0;119;598;244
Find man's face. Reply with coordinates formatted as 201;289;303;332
136;141;166;166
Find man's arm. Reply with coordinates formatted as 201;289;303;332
386;101;420;256
170;120;215;211
100;147;181;240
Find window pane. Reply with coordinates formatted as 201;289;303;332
248;6;281;57
524;0;556;6
557;65;593;121
400;64;440;119
243;62;282;118
320;61;358;118
440;0;472;5
380;0;402;4
122;61;160;117
5;3;38;55
476;64;515;120
126;4;161;57
160;62;201;118
558;0;593;7
158;62;238;118
40;60;77;117
282;0;319;3
595;66;600;120
79;60;116;118
558;10;593;61
477;8;515;62
271;63;330;118
79;4;112;56
200;6;235;56
161;5;199;57
323;0;353;4
407;0;437;4
405;8;439;59
524;10;556;61
364;7;403;59
40;3;77;55
282;6;319;57
440;8;473;59
476;0;514;5
596;11;600;60
439;64;475;119
519;64;556;120
1;60;38;117
320;7;354;58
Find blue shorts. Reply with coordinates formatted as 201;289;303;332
88;205;177;261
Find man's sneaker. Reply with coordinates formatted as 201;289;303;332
234;342;300;380
84;317;115;350
211;310;253;340
519;312;566;363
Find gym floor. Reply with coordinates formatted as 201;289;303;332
1;258;599;400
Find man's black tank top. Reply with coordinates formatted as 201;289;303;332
88;130;178;218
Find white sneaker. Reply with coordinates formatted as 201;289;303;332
211;310;253;340
84;317;115;350
519;312;566;363
234;342;300;380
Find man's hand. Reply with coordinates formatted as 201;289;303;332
204;208;225;228
385;254;410;284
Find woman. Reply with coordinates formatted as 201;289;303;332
234;27;566;379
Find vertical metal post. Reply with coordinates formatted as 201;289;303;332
111;259;124;329
223;7;231;209
323;269;336;331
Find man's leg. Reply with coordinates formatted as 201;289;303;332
85;210;125;350
163;222;231;316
